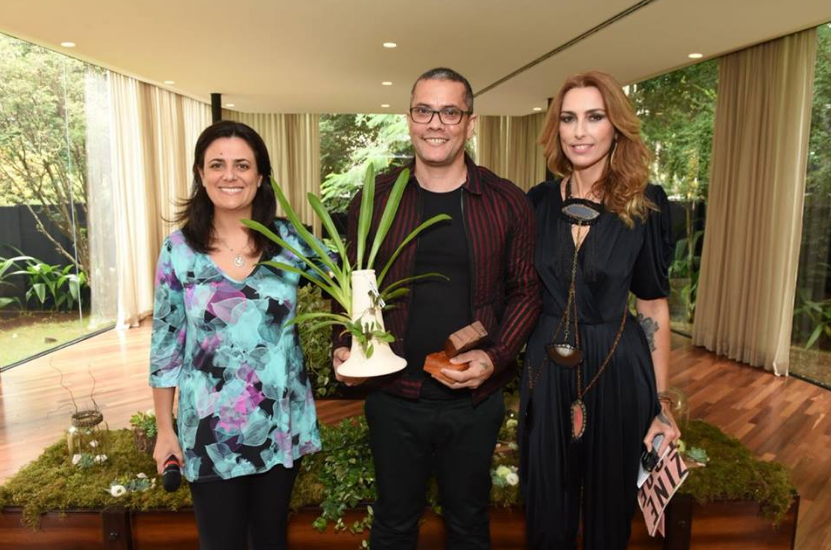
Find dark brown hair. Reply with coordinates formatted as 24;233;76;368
175;120;278;255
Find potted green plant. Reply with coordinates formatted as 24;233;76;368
242;165;448;377
129;410;157;454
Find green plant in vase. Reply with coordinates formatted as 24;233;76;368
243;164;449;377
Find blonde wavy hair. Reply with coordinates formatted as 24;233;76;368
539;71;653;227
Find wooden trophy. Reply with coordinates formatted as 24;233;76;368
423;321;488;384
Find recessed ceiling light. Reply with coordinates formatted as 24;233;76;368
383;42;397;49
381;104;390;108
163;80;175;85
225;103;235;107
60;41;76;48
532;107;543;112
688;52;703;59
382;81;393;86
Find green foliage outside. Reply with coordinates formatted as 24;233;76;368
0;253;88;312
793;23;831;356
630;59;719;330
319;114;412;214
0;33;90;274
631;59;719;201
0;255;31;310
13;257;88;312
805;23;831;197
320;114;383;179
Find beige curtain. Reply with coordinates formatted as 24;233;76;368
109;73;211;328
222;111;321;235
692;29;817;375
476;113;547;191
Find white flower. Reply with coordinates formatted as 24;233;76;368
145;408;156;417
89;440;98;448
68;426;78;434
506;472;519;486
94;454;108;464
110;484;127;497
151;478;157;487
137;472;147;479
495;465;511;477
72;454;82;465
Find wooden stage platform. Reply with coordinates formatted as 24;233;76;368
1;325;829;549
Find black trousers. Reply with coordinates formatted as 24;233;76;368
365;389;505;550
189;462;300;550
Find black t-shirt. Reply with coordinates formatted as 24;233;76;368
403;185;472;399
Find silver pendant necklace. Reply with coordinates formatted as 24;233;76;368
218;238;246;268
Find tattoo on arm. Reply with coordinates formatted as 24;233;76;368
638;313;658;352
657;411;672;426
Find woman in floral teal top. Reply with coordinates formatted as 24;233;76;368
150;121;322;550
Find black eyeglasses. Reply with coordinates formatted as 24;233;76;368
409;106;472;125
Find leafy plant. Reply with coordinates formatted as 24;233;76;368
311;417;376;536
297;286;336;397
320;114;412;214
129;410;157;438
11;257;88;311
243;165;449;356
793;288;831;350
669;228;704;323
0;34;91;274
0;255;32;310
631;59;718;200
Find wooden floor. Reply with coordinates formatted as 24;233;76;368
1;327;829;549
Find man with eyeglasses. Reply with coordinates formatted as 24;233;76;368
334;67;541;549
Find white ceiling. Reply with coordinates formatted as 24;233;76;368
1;0;830;116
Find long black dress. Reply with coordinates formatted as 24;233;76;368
519;179;673;550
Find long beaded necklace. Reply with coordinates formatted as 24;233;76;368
527;178;628;441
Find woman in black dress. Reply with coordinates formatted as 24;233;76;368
519;71;681;550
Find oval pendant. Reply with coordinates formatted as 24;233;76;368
545;343;584;367
561;198;602;225
233;255;245;268
571;399;587;440
563;203;600;221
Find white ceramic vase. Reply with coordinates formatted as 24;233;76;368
336;269;407;377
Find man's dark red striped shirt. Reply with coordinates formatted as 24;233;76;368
335;155;541;403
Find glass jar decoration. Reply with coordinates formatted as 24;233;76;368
66;409;109;467
662;387;690;432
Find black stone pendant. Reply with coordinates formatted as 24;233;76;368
560;198;602;226
545;343;584;367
